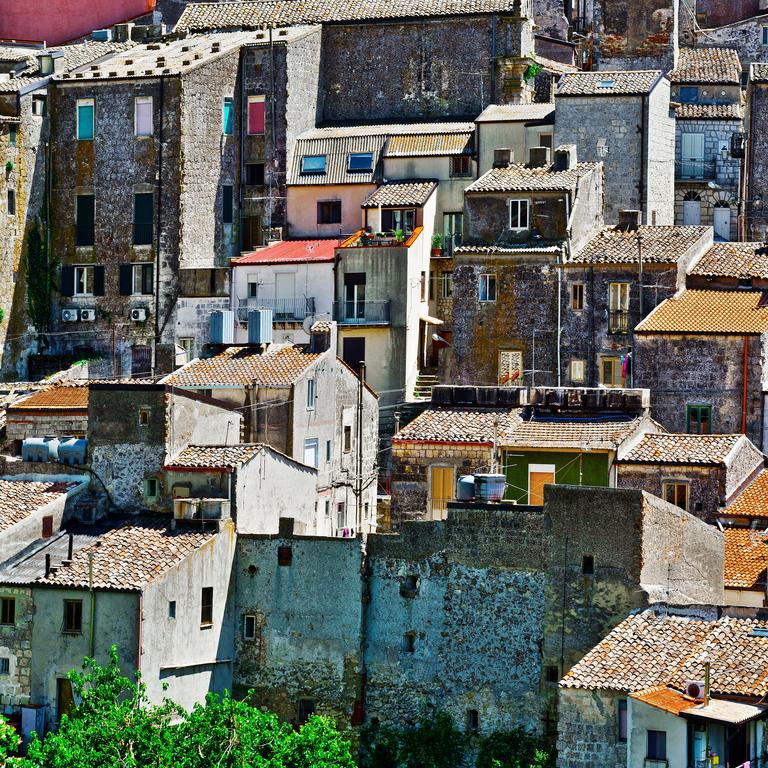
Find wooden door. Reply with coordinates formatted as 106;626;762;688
529;470;554;505
430;466;455;520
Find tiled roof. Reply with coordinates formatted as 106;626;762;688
635;290;768;334
630;686;701;715
8;386;88;411
455;243;562;255
690;242;768;279
466;161;598;193
752;63;768;83
502;415;646;450
361;180;437;208
234;239;339;265
393;407;521;444
721;470;768;519
176;0;527;31
310;319;333;333
562;609;768;698
569;225;711;265
557;70;663;96
0;480;78;533
385;132;473;157
674;103;742;120
724;528;768;589
165;444;264;470
475;103;556;123
163;344;322;387
618;433;742;465
669;47;741;84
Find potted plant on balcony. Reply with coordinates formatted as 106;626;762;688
394;228;405;244
431;233;444;257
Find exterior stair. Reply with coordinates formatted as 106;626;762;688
413;373;439;401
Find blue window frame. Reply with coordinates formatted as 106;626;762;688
76;99;94;140
679;86;699;103
348;152;373;172
223;98;234;135
301;155;326;174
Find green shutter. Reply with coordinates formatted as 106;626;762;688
77;103;94;140
223;99;233;135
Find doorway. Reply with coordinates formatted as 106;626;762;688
683;191;702;226
274;272;295;319
343;337;365;376
713;203;731;240
528;463;555;505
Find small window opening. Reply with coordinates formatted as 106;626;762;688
277;546;293;566
168;600;176;619
402;632;416;653
582;555;594;575
466;709;479;733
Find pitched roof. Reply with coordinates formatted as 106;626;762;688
501;414;646;450
465;161;598;193
617;433;742;465
385;131;473;157
630;686;702;715
689;242;768;279
163;344;322;387
569;225;711;265
669;47;741;84
475;103;556;123
165;444;264;470
721;470;768;519
635;290;768;334
454;243;563;256
0;480;79;533
724;528;768;589
8;386;88;411
562;609;768;698
674;103;742;120
234;239;339;265
557;70;663;97
361;180;437;208
176;0;527;31
393;407;521;444
752;63;768;83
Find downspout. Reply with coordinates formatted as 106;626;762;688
557;244;564;387
269;26;277;235
136;592;142;673
742;335;749;435
639;94;647;222
490;15;497;104
88;552;95;657
154;74;165;348
745;85;757;240
589;266;596;385
239;47;245;255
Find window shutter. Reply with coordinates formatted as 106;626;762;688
60;265;75;297
119;264;133;295
142;264;154;295
248;98;265;134
135;99;152;135
93;266;105;296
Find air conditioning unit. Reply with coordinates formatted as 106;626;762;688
80;308;96;322
130;308;147;322
684;680;706;699
61;308;79;322
173;498;200;520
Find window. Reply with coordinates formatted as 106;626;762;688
303;438;319;468
571;283;584;310
39;54;54;74
222;97;234;135
317;200;341;224
0;659;9;675
508;199;530;230
32;95;46;116
298;698;315;725
679;86;699;103
0;598;15;626
200;587;213;627
63;599;83;634
222;185;233;224
608;282;629;333
245;162;265;185
382;208;416;233
430;466;455;520
75;194;95;246
617;699;627;742
168;600;176;619
420;271;427;301
134;96;152;136
569;359;585;383
499;350;524;387
306;378;316;410
545;665;559;683
133;264;153;295
74;266;93;296
7;190;15;216
600;356;624;387
9;125;17;147
466;709;479;733
178;337;194;361
687;404;712;434
348;152;373;172
479;273;497;302
301;155;326;175
439;271;453;298
336;502;346;530
663;482;689;511
243;614;257;640
144;477;159;499
450;155;472;177
247;95;265;135
277;546;293;566
61;264;103;297
76;98;94;140
326;440;331;463
343;425;351;453
133;193;154;245
42;515;53;538
647;730;666;760
402;632;416;653
582;555;594;575
763;25;768;45
138;406;151;426
325;499;330;517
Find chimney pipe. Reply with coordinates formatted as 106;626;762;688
45;554;51;578
68;533;74;561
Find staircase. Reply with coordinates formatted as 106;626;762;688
413;373;439;401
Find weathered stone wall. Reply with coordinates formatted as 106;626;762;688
747;82;768;240
0;587;34;707
693;12;768;64
5;410;88;443
533;0;570;41
690;0;761;29
645;78;676;226
725;437;764;500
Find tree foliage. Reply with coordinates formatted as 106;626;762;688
24;218;55;333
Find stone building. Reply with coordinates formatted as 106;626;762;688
561;218;712;387
686;240;768;290
451;147;603;387
615;432;765;522
554;70;676;225
5;385;89;448
669;48;743;239
634;288;768;449
746;64;768;240
719;468;768;527
689;12;768;66
722;527;768;607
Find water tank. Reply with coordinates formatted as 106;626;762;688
22;436;60;463
474;473;506;503
58;437;87;466
209;310;234;345
248;309;273;345
475;387;498;406
456;475;475;501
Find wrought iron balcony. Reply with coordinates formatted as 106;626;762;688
237;297;315;322
608;309;629;334
676;158;716;181
333;300;391;325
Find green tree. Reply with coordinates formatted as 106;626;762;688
25;219;56;334
0;712;21;764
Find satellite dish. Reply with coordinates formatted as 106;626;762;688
302;315;317;336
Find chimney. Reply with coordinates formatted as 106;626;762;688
554;144;577;171
45;553;51;578
493;148;513;168
528;146;551;167
618;210;642;231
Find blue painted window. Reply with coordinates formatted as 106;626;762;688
679;86;699;103
222;97;234;135
76;99;94;140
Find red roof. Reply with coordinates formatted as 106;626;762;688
234;239;339;265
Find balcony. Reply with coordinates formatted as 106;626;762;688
340;227;423;249
237;297;316;323
608;309;629;334
676;158;716;181
333;300;391;325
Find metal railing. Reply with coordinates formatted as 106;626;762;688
333;300;391;324
677;158;717;181
237;297;315;322
609;309;629;334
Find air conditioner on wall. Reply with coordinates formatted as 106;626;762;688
130;308;147;322
80;309;96;322
61;308;79;322
685;680;706;699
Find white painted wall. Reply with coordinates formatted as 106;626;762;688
628;698;688;768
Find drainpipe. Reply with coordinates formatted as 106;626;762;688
239;47;245;253
154;74;165;350
557;244;564;387
490;15;497;103
742;335;749;435
136;592;142;673
639;94;647;222
88;552;95;657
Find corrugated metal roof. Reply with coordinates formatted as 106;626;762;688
288;134;386;185
234;239;339;265
385;132;473;157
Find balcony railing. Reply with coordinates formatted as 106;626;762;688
609;309;629;334
333;300;390;324
237;297;315;322
677;158;716;181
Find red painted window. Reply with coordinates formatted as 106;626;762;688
248;97;265;135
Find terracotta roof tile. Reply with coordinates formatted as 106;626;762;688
8;386;88;411
752;63;768;83
393;407;521;443
674;103;742;120
630;686;702;714
234;239;339;265
0;480;78;533
570;225;711;265
557;70;663;96
362;180;437;208
502;415;646;450
163;344;322;387
722;470;768;519
669;47;741;84
166;444;264;469
618;433;742;465
635;290;768;334
690;242;768;279
466;161;599;193
724;529;768;589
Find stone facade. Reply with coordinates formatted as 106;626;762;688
691;12;768;64
747;78;768;240
0;587;34;708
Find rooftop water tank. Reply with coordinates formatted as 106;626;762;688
248;308;273;345
22;436;60;463
209;310;234;345
456;475;475;501
58;437;88;466
474;473;506;503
